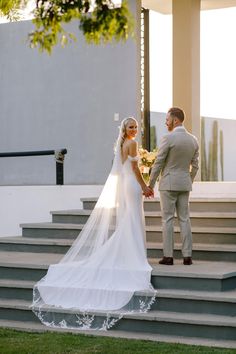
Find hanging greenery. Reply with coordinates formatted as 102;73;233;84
0;0;134;54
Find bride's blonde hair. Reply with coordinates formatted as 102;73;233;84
119;117;138;148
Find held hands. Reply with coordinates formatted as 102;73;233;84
143;186;154;198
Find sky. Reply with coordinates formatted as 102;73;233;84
150;7;236;120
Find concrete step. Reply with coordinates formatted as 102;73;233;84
51;209;236;228
0;251;235;291
81;197;236;212
0;278;235;318
150;260;236;291
0;251;60;281
2;237;236;263
153;289;236;316
0;236;71;254
0;319;235;349
20;222;236;245
147;242;236;262
1;299;235;342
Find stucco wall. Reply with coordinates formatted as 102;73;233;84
0;0;141;185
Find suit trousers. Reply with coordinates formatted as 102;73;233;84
159;190;192;258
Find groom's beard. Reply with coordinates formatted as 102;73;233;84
167;120;174;132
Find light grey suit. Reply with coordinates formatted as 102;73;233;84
149;126;199;258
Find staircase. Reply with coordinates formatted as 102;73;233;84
0;197;236;348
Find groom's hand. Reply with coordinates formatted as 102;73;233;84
148;186;154;198
143;186;154;198
147;186;154;198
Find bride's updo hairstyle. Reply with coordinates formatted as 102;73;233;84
119;117;138;148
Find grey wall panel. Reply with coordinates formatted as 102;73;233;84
0;0;140;185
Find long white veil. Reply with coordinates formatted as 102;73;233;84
32;119;157;330
60;130;124;265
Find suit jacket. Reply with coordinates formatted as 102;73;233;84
149;126;199;191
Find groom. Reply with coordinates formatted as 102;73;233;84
148;107;199;265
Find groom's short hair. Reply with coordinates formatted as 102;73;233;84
168;107;185;122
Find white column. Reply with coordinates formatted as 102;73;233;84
172;0;200;143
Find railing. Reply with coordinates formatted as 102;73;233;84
0;148;67;185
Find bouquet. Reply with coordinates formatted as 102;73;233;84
139;147;158;183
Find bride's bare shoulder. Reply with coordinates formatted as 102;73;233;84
127;139;137;148
128;140;138;156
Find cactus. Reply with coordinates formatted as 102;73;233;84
201;117;208;180
211;120;218;181
220;129;224;181
202;118;223;182
150;125;157;151
207;120;219;181
208;141;213;181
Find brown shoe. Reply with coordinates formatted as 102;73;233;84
183;257;193;265
159;257;173;265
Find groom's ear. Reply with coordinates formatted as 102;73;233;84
173;117;180;125
171;116;176;127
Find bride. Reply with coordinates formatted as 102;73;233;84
32;117;156;330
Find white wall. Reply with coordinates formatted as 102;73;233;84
1;182;236;237
0;185;103;237
191;182;236;198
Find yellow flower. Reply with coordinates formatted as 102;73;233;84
138;147;158;169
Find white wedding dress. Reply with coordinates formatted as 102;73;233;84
32;140;156;330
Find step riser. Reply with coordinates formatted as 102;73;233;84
52;215;89;224
147;218;236;228
0;267;46;282
0;287;235;317
0;307;38;323
0;287;33;301
145;201;236;213
22;228;236;246
83;201;236;213
1;266;234;291
0;243;70;254
1;306;235;342
147;249;236;262
22;228;79;239
147;232;236;244
52;214;236;228
153;297;236;317
82;201;97;210
116;318;236;342
151;275;236;292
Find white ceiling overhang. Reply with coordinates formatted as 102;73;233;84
142;0;236;14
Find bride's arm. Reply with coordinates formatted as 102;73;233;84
128;141;150;194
